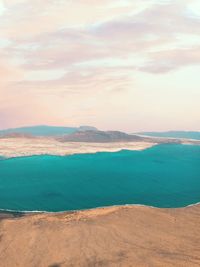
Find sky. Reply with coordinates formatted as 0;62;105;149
0;0;200;132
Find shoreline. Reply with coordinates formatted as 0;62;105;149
1;201;200;220
0;145;155;160
0;137;199;159
0;137;156;159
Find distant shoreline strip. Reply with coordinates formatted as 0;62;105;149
1;201;200;216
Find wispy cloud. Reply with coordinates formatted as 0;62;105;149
0;0;200;130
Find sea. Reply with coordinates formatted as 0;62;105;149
0;144;199;212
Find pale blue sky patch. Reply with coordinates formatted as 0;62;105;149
25;69;67;81
187;0;200;18
76;56;147;69
0;1;6;16
0;38;11;47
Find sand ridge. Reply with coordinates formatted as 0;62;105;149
0;205;200;267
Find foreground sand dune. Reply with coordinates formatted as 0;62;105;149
0;204;200;267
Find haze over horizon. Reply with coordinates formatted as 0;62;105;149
0;0;200;132
0;124;200;135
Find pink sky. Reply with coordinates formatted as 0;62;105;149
0;0;200;132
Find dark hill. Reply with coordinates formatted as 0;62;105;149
58;130;143;143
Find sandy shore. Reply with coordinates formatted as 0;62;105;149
0;137;156;158
0;205;200;267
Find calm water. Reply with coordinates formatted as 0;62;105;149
0;144;200;212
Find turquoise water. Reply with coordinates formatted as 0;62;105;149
138;131;200;140
0;144;200;212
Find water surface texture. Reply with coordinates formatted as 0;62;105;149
0;144;199;212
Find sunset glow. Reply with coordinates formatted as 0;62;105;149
0;0;200;132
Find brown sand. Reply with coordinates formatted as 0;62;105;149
0;205;200;267
0;137;156;158
0;136;199;159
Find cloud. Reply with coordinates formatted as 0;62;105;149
13;66;134;96
1;0;153;39
0;0;200;130
2;0;200;76
140;46;200;73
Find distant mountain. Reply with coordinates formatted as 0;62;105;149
58;130;143;143
137;131;200;140
78;126;98;131
2;126;199;143
0;125;98;137
0;132;35;139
